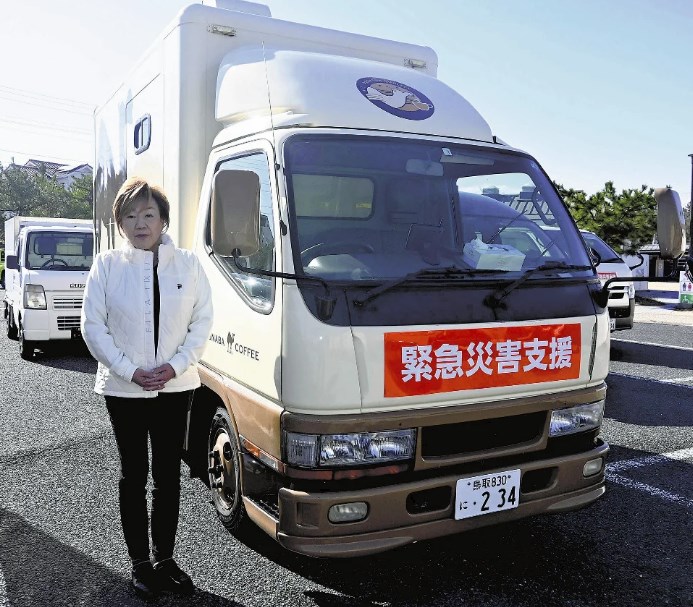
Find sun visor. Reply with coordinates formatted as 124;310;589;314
215;47;493;142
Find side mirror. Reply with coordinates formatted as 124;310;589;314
654;187;686;259
6;255;18;270
627;253;645;271
210;169;261;258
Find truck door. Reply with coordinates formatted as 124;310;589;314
14;234;24;294
126;76;163;182
122;76;164;250
200;142;283;402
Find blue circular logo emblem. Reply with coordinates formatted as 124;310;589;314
356;77;434;121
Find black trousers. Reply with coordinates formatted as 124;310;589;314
105;391;190;564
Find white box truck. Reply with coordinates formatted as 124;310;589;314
4;216;93;359
94;1;684;557
580;230;635;331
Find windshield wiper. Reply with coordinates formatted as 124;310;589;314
484;261;592;309
353;265;504;307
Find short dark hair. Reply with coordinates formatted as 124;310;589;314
112;177;170;232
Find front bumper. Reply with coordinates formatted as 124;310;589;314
267;439;608;558
609;298;635;330
22;308;81;341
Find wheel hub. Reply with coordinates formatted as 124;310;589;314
209;430;237;506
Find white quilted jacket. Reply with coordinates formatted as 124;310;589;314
81;234;213;397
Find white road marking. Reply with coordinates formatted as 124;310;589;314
606;447;693;509
660;375;693;384
608;371;693;389
611;337;693;351
606;472;693;510
0;566;8;607
608;447;693;472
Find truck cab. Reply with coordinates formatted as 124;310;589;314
195;115;609;557
5;220;93;359
580;230;635;331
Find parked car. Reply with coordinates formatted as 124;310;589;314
580;231;634;331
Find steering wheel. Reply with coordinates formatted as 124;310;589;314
301;242;375;265
40;258;69;269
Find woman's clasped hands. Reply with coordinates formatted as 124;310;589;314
132;364;176;391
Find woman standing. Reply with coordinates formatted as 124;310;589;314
82;178;212;600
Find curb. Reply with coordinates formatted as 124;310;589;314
635;294;693;310
635;295;667;307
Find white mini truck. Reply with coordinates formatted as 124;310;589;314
580;231;635;331
4;217;93;359
94;0;685;557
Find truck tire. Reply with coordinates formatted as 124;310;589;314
208;407;246;532
18;322;35;360
6;306;18;340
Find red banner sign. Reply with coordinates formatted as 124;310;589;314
384;324;582;397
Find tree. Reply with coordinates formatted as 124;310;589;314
0;163;92;223
554;181;656;254
0;163;40;217
65;174;94;220
31;174;73;217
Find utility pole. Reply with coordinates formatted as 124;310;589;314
689;154;693;251
689;154;693;208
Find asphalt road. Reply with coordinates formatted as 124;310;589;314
0;303;691;607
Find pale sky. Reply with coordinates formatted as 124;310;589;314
0;0;691;203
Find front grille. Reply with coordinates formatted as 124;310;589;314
521;467;557;493
608;290;627;302
406;486;452;514
53;297;83;310
421;411;547;458
57;316;81;330
611;306;632;318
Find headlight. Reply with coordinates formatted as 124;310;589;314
285;429;416;468
24;284;47;309
627;283;635;299
550;400;604;437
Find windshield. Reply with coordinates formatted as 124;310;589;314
26;231;93;271
284;136;591;282
581;232;624;264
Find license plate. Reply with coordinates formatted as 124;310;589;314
609;318;616;332
455;469;521;520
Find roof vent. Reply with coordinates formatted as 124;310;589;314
405;58;427;69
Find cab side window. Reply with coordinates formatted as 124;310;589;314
210;152;276;311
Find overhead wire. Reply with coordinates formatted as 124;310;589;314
0;146;89;165
0;117;91;137
0;87;94;160
0;93;93;116
0;84;95;110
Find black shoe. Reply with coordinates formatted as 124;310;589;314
153;558;195;596
131;561;161;601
